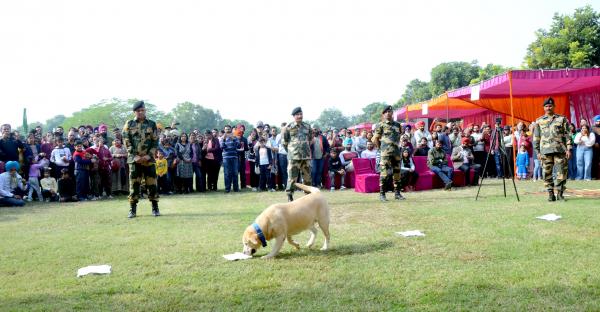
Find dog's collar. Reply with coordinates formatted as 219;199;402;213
252;223;267;247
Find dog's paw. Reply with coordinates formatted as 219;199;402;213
261;255;274;260
320;246;328;251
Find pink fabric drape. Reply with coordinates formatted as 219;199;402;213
571;86;600;127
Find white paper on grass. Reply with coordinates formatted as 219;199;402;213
223;252;253;261
396;230;425;237
536;213;562;221
77;265;111;277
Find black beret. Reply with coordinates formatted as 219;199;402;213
382;105;393;114
543;97;555;106
132;100;145;111
291;107;302;116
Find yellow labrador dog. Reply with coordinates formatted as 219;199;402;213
242;183;330;259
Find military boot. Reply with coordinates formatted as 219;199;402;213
128;203;137;218
556;189;566;201
152;201;161;217
287;193;294;202
394;190;405;200
379;192;388;202
547;190;556;202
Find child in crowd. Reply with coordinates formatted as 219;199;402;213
86;147;100;200
40;169;59;202
27;159;44;202
516;144;529;180
255;137;272;192
328;149;345;191
73;141;91;201
156;149;169;195
58;169;78;202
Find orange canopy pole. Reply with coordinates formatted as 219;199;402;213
445;92;449;122
508;70;517;177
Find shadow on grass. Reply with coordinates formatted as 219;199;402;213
274;240;394;259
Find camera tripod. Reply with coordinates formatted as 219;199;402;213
475;124;520;201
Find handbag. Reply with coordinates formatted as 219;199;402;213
254;165;260;175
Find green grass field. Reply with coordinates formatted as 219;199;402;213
1;179;600;311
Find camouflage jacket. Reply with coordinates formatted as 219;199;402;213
533;114;573;155
427;147;447;168
282;121;313;160
122;118;159;164
372;120;401;156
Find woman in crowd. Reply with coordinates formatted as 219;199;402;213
109;138;129;195
400;147;418;192
95;136;113;198
175;132;193;194
502;126;514;177
246;129;259;191
189;132;203;192
574;124;596;181
202;130;221;192
568;122;578;179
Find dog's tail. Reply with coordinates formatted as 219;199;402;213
294;183;320;194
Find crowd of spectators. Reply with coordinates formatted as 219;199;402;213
0;114;599;206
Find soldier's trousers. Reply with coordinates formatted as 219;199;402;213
286;159;311;194
379;154;401;193
129;162;159;204
541;153;568;191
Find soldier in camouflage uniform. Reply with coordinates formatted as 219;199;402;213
372;105;405;202
122;101;161;218
282;107;313;202
533;97;573;202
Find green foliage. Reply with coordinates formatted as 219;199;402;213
315;107;351;130
396;79;432;108
352;102;388;123
429;61;480;96
171;101;221;133
59;98;170;131
470;63;509;85
525;5;600;68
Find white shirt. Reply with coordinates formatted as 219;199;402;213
361;149;378;159
258;147;270;165
574;132;596;147
274;134;287;155
0;172;24;197
50;146;72;167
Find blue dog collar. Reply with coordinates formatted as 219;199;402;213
252;223;267;247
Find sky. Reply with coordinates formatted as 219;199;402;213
1;0;598;128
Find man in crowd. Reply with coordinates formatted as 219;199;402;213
0;124;25;163
310;127;329;188
592;115;600;179
275;122;288;191
221;124;241;193
451;137;481;186
0;161;26;207
282;107;312;202
533;97;572;201
122;100;160;218
372;105;404;201
428;140;453;190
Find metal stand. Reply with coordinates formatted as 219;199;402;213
475;125;520;201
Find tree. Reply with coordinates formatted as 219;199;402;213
315;108;351;130
171;102;221;132
525;5;600;69
353;102;388;123
429;61;480;96
470;63;509;85
396;79;432;107
60;98;169;131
